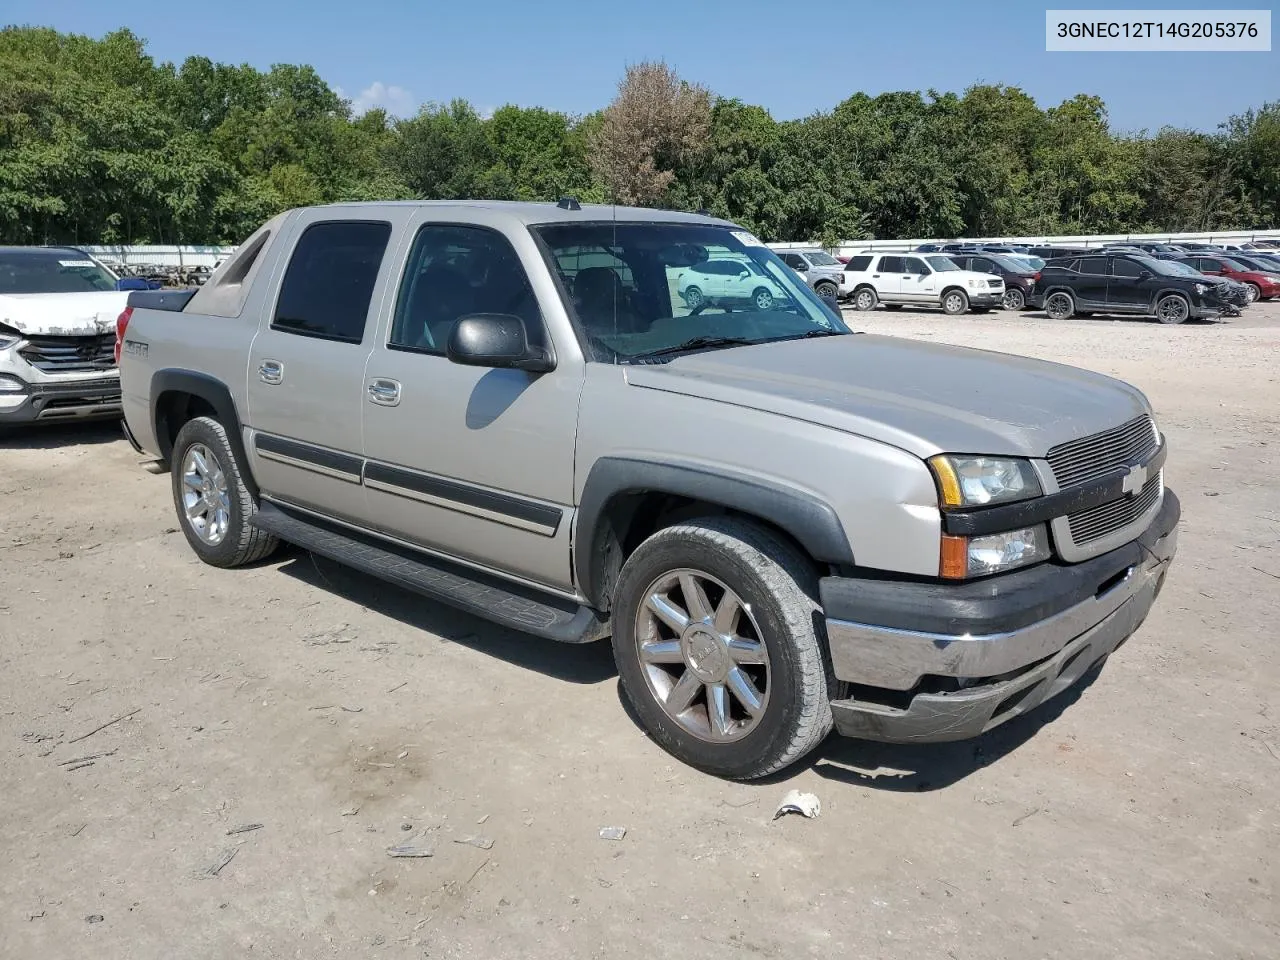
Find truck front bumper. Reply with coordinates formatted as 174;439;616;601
821;490;1179;743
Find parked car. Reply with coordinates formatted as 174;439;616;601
0;246;128;427
1154;258;1250;309
1030;252;1228;323
775;249;844;299
115;200;1180;779
1176;255;1280;302
840;252;1004;314
948;253;1039;310
678;259;789;311
914;243;944;252
1006;253;1046;272
1228;252;1280;276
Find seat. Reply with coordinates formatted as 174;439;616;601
403;264;476;350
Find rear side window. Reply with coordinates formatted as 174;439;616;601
273;220;391;343
970;257;994;273
1078;257;1107;275
1199;258;1223;270
878;255;903;272
1111;259;1143;278
845;255;872;272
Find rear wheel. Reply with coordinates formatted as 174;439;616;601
1002;287;1026;310
171;416;278;568
1156;294;1190;324
611;517;834;780
853;287;878;311
942;289;969;315
683;286;705;310
1045;291;1075;320
752;286;774;311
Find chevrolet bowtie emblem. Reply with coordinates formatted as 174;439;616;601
1121;463;1149;497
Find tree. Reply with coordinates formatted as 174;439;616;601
588;61;711;206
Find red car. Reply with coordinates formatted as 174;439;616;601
1177;255;1280;303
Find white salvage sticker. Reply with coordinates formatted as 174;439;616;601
730;230;765;248
58;260;97;268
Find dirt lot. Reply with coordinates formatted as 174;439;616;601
3;304;1278;960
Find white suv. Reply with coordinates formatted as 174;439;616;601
839;253;1004;314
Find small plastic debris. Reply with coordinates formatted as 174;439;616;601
454;836;494;850
386;844;434;858
86;914;104;924
400;823;413;832
341;805;361;817
203;846;238;877
772;790;821;820
225;823;264;836
598;826;627;841
476;814;490;825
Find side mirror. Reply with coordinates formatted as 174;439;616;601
446;313;554;373
1138;270;1152;281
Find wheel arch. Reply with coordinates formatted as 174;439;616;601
574;457;854;611
151;369;257;497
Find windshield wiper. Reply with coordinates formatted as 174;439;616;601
630;335;757;360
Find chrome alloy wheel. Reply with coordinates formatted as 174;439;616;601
180;443;231;545
634;568;770;742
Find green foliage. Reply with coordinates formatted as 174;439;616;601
0;26;1275;245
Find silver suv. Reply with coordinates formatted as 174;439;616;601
776;249;844;299
118;201;1179;780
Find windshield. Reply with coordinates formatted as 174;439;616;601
1218;257;1248;271
0;251;117;294
804;251;841;266
1133;255;1183;277
533;223;848;362
989;254;1032;274
926;256;960;271
1159;260;1204;278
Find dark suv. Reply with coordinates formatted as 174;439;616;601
949;253;1039;310
1028;252;1227;324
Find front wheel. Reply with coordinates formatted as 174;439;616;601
1044;291;1075;320
853;287;879;311
611;517;834;780
1002;287;1026;310
813;281;837;301
752;286;774;311
942;289;969;315
171;416;278;568
1156;294;1190;324
1244;283;1261;303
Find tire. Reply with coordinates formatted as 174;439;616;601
813;281;837;301
942;289;969;315
1044;291;1075;320
1156;294;1190;325
170;416;278;568
683;286;705;310
853;286;878;311
611;516;835;780
1244;283;1261;304
752;286;774;311
1002;287;1026;311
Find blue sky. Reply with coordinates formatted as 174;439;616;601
5;0;1275;131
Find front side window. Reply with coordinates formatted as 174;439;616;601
390;224;543;354
0;251;117;294
1111;258;1143;278
533;222;848;363
273;221;391;343
901;257;928;274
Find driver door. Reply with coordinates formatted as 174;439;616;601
899;256;936;301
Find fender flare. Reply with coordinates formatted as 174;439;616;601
150;369;256;496
574;457;854;609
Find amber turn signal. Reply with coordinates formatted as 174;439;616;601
940;534;969;579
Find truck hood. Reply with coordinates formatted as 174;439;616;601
0;292;128;337
625;334;1149;459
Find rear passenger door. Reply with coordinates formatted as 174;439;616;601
360;218;582;592
875;255;903;300
245;214;397;525
1072;257;1109;307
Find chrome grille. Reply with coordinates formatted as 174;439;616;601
1046;415;1158;488
1067;470;1163;545
18;334;116;373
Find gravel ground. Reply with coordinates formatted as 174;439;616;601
2;303;1278;959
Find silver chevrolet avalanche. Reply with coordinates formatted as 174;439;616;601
117;201;1179;779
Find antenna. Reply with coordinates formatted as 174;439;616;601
556;196;581;211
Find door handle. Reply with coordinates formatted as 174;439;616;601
367;378;401;407
872;274;881;278
259;360;283;384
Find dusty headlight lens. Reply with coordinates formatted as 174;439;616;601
0;374;28;393
929;455;1042;507
941;526;1050;578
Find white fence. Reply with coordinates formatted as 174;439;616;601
770;228;1280;257
81;244;236;268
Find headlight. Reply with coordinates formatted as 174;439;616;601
966;278;979;288
1195;283;1208;294
941;526;1050;578
928;454;1042;507
0;374;28;393
0;323;21;350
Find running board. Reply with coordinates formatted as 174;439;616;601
252;501;608;644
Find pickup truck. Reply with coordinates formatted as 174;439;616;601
117;201;1179;780
0;246;128;426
